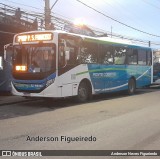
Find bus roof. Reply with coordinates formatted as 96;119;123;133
14;30;152;50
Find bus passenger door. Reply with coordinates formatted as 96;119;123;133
57;34;80;97
57;45;73;97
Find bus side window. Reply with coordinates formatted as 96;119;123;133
127;49;138;65
113;46;127;65
58;37;79;67
79;41;98;64
138;49;147;65
147;51;152;65
100;44;113;65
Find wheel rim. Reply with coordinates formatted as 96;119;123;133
78;87;87;101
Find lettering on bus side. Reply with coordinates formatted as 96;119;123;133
92;72;117;78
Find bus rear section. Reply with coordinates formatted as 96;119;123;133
153;51;160;85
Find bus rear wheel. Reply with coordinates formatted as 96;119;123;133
77;82;90;102
128;78;136;95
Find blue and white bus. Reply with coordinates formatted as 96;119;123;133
0;44;12;92
11;30;153;102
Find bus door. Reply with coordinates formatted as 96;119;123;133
57;35;80;97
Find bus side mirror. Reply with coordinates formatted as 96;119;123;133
0;56;3;70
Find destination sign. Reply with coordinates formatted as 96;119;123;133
15;33;53;42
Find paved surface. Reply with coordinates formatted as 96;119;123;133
0;95;29;106
0;87;160;159
0;85;159;105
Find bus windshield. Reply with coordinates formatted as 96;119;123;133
13;44;56;74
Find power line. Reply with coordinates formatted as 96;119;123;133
51;0;59;10
0;2;44;17
3;0;42;10
76;0;160;38
1;2;160;47
142;0;160;11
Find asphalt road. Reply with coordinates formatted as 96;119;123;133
0;86;160;159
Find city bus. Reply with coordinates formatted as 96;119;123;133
11;30;153;102
0;44;12;92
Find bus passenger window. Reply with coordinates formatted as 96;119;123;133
147;51;152;65
113;46;127;65
127;49;138;65
100;44;113;64
138;49;147;65
79;41;98;64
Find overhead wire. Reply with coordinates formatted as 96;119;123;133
102;0;147;29
0;2;44;18
78;0;146;36
141;0;160;11
117;0;158;39
1;1;160;47
2;0;42;10
76;0;160;38
95;0;160;39
51;0;59;10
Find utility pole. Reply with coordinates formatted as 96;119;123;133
44;0;51;30
148;41;151;47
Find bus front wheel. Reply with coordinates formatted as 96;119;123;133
77;82;89;102
128;78;136;95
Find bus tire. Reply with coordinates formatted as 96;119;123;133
77;82;90;102
128;78;136;95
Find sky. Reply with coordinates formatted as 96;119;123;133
1;0;160;48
